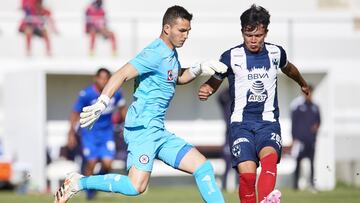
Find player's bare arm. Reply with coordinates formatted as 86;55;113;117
102;63;139;98
198;76;223;101
281;62;310;95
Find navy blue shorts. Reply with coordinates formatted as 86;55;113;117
229;121;282;168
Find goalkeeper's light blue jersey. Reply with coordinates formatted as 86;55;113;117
126;38;181;128
73;85;125;129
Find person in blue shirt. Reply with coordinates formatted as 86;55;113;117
55;5;227;203
217;87;233;191
66;67;127;200
198;4;310;203
290;85;321;191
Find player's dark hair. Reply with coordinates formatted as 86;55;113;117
240;4;270;32
96;67;111;77
162;5;193;26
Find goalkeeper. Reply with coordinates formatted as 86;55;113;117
55;5;226;203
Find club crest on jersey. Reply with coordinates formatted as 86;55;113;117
139;154;149;164
167;70;174;81
272;58;279;67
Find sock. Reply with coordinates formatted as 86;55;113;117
239;173;256;203
257;153;278;203
193;160;225;203
79;174;139;196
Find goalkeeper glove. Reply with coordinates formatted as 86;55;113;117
189;60;228;77
79;95;110;129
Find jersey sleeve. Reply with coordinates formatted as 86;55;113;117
278;46;288;69
129;48;161;75
73;90;88;113
213;51;230;80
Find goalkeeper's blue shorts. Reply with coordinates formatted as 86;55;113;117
124;126;193;172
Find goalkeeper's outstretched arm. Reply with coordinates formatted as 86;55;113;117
102;63;139;98
79;64;138;129
177;60;227;85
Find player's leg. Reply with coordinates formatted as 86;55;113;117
24;26;33;56
88;28;96;55
293;148;304;190
80;129;101;200
256;122;282;203
180;148;225;203
157;130;225;203
83;159;97;200
230;122;257;203
41;29;51;56
257;147;279;203
221;149;232;190
237;161;257;203
54;127;153;203
79;125;158;195
97;127;116;174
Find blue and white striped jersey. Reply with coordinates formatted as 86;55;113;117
216;43;287;123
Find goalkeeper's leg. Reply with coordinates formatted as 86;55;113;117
79;167;148;195
178;148;225;203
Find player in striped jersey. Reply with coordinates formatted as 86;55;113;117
198;4;310;203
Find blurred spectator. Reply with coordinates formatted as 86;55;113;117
21;0;36;15
291;85;321;191
18;0;58;56
85;0;117;56
217;87;233;191
66;67;127;200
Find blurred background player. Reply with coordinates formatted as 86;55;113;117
85;0;117;56
291;85;321;191
18;0;58;56
217;87;233;191
66;67;127;200
198;4;310;203
54;5;227;203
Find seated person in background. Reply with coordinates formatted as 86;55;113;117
18;0;58;56
85;0;117;56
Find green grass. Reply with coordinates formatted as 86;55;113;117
1;185;360;203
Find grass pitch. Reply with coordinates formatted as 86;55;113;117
0;184;360;203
